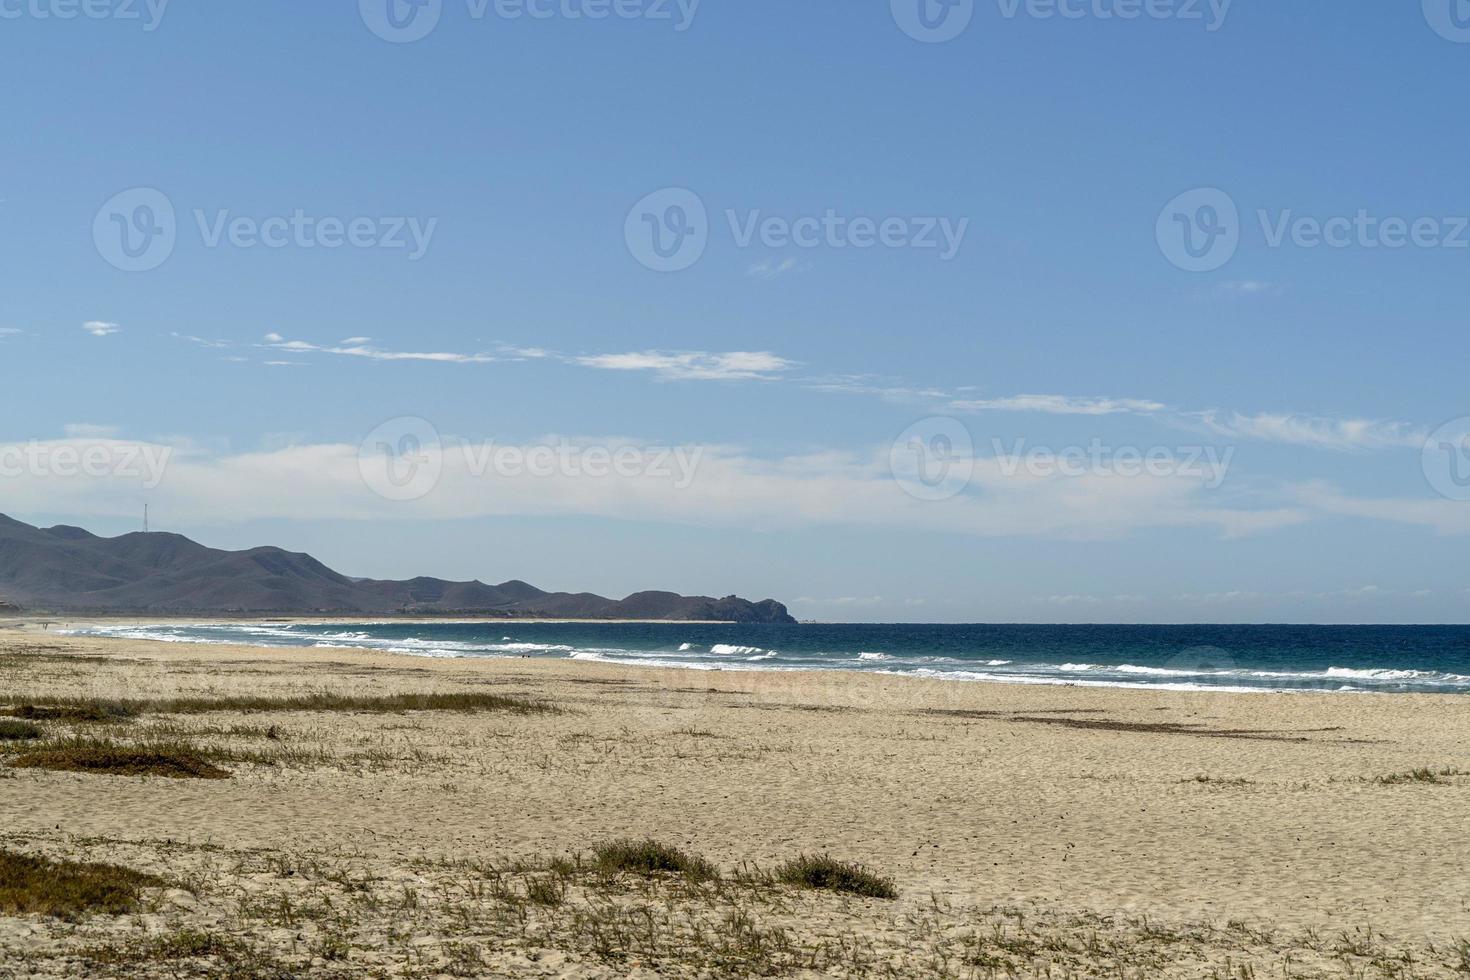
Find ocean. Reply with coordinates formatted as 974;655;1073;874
63;622;1470;695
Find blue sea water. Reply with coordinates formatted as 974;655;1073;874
64;622;1470;695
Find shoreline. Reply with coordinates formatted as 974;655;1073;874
41;620;1470;699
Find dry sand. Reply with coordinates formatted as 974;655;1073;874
2;630;1468;977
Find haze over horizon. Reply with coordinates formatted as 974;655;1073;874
3;2;1469;624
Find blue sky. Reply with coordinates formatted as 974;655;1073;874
2;0;1469;622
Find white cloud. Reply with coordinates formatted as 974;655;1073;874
62;423;121;439
171;332;231;349
263;335;499;364
1215;280;1284;297
0;434;1307;541
83;321;120;337
950;394;1167;416
0;328;21;337
1294;484;1470;535
1196;412;1424;451
573;350;795;382
746;257;807;280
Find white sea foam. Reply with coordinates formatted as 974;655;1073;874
61;624;1470;696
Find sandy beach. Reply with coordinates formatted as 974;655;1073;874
3;628;1469;977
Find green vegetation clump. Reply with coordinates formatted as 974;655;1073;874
4;691;550;720
0;850;165;918
592;839;719;883
9;740;231;779
774;855;897;899
6;701;137;723
1374;767;1462;785
0;719;42;741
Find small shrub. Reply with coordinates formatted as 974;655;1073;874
0;850;164;918
0;719;42;741
774;855;897;899
524;873;566;907
1375;767;1458;786
592;839;718;882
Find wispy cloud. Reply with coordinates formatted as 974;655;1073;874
171;332;231;349
950;394;1166;416
62;423;121;439
83;321;121;337
1294;484;1470;535
262;334;499;364
1215;280;1285;297
1194;412;1425;451
255;334;792;382
746;257;808;280
183;332;1426;454
573;350;795;382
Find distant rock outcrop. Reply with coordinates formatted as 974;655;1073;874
0;514;796;623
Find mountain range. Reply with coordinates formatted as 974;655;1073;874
0;515;795;622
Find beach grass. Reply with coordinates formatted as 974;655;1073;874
0;719;42;741
8;739;232;779
773;855;897;899
0;850;165;918
592;839;720;883
2;691;552;722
